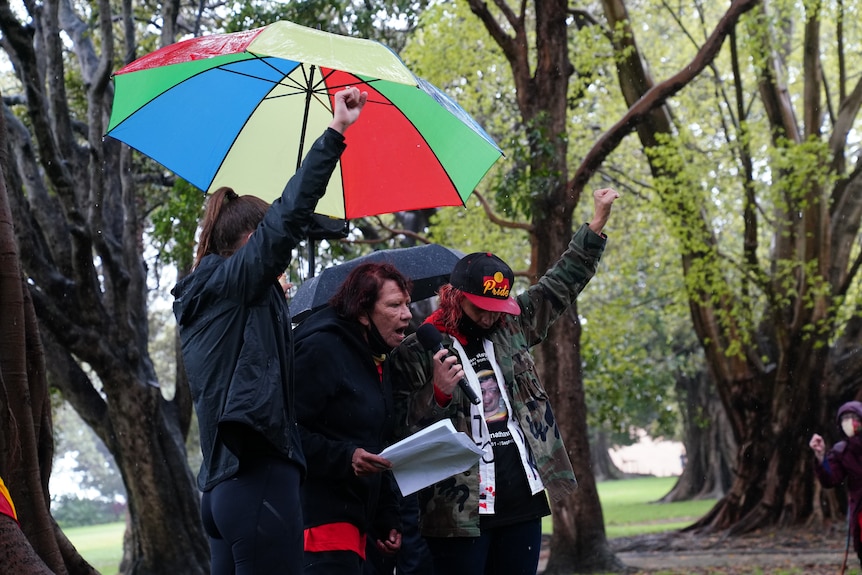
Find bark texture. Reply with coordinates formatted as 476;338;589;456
0;0;207;572
586;0;862;536
0;84;97;574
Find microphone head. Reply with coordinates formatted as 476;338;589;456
416;323;443;351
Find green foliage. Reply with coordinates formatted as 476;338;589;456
223;0;429;51
768;137;835;212
492;148;534;220
51;496;126;529
224;1;305;31
646;123;845;360
579;192;694;439
427;200;530;285
148;179;205;274
402;1;526;218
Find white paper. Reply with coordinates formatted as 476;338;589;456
380;419;484;497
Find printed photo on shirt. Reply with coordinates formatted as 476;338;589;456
478;369;507;423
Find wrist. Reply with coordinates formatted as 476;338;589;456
588;217;609;235
433;384;452;407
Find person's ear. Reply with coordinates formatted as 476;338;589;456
358;313;370;327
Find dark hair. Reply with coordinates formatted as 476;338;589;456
194;187;270;269
329;262;413;322
434;283;465;333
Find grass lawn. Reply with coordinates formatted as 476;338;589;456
595;475;716;538
539;475;715;539
66;475;705;572
64;521;124;574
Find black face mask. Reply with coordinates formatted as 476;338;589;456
457;312;496;341
366;320;392;356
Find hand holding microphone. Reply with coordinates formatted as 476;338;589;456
416;324;481;405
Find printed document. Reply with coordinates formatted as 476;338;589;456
380;419;484;496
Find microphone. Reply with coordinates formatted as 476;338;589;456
415;324;481;405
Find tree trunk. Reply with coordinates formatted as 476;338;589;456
589;0;787;532
681;0;862;535
0;2;209;572
539;306;625;574
661;369;735;503
0;92;97;574
591;431;626;482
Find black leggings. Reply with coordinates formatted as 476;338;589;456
424;518;543;575
201;457;302;575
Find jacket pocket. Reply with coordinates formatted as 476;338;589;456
512;349;548;401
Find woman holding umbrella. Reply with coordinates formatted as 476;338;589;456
171;87;366;575
292;262;412;574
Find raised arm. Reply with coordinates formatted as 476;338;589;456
588;187;620;235
328;86;368;134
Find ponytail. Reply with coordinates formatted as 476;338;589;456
193;187;269;269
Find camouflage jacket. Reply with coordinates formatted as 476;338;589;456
389;223;607;537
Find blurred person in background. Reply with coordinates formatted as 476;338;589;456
810;400;862;570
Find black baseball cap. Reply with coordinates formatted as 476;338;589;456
449;252;521;315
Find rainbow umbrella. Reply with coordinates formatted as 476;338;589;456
105;21;503;219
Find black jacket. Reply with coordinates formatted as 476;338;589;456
293;306;401;538
172;129;346;491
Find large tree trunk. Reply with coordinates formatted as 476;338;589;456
0;88;96;575
687;343;827;534
593;0;747;511
592;0;862;536
0;1;209;572
566;0;862;539
685;0;862;535
540;308;626;573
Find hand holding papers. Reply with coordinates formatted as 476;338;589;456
380;419;484;496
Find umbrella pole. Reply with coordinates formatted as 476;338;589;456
308;240;315;278
295;65;315;169
300;65;316;278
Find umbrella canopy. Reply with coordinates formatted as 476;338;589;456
290;243;462;323
106;20;503;219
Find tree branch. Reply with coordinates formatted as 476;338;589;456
828;75;862;170
571;0;760;194
472;191;533;231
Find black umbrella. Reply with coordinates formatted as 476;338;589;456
290;244;463;323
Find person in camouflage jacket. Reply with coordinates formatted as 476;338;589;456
389;188;619;574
